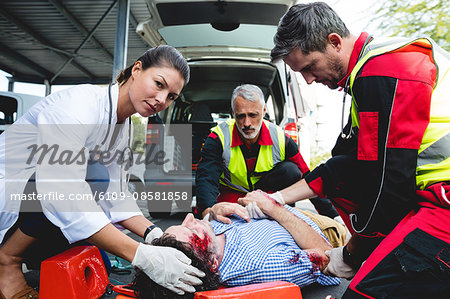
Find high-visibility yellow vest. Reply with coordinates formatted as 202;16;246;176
212;119;286;192
349;37;450;190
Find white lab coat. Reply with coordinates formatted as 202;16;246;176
0;84;142;243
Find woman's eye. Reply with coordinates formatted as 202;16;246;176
155;81;163;87
168;94;176;101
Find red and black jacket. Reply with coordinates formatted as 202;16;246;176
305;32;437;236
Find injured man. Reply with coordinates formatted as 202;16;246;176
133;193;344;298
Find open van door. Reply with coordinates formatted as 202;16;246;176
136;0;295;50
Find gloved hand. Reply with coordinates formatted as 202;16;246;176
246;202;266;219
269;191;286;205
144;227;163;244
132;243;205;295
322;246;356;279
333;215;345;226
245;191;285;219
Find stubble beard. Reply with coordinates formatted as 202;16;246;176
327;56;346;89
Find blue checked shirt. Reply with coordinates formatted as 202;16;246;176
211;206;341;287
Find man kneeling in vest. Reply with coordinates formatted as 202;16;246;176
196;84;339;221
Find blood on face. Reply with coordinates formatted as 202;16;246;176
189;230;212;257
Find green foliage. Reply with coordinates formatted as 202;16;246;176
373;0;449;50
131;115;146;153
309;148;331;170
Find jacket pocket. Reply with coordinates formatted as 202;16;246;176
356;228;450;299
357;112;378;161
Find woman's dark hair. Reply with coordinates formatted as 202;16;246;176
132;234;221;299
271;2;350;61
116;45;190;86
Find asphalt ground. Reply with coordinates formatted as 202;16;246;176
24;198;351;298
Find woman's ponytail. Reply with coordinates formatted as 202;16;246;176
115;64;133;86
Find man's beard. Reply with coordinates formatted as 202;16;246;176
326;56;346;89
237;119;263;140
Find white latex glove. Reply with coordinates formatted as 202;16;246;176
322;246;356;279
333;215;345;226
132;243;205;295
245;191;285;219
246;202;266;219
270;191;285;205
144;227;163;244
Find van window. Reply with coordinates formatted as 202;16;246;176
211;112;231;123
160;24;277;49
289;72;307;118
0;96;18;125
265;95;276;123
267;71;284;125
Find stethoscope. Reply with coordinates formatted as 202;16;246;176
341;34;393;235
339;35;373;140
99;83;133;192
98;83;114;147
340;76;352;139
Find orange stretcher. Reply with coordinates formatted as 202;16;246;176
114;281;302;299
39;245;302;299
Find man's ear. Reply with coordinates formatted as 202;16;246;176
328;33;343;52
211;257;219;271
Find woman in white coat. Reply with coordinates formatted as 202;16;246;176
0;45;204;299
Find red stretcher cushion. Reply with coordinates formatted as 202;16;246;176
194;281;302;299
114;281;302;299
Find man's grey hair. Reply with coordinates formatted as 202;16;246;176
231;84;265;113
271;2;350;62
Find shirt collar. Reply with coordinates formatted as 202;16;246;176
337;32;370;88
231;120;273;148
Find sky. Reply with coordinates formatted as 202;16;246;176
318;0;381;33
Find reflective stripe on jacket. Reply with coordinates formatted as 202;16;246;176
211;119;285;192
349;37;450;190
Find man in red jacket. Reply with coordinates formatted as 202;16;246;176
240;2;450;298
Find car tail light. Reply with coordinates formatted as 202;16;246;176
146;123;160;144
284;122;298;144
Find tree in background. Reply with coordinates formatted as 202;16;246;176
309;148;331;170
131;115;146;153
373;0;449;50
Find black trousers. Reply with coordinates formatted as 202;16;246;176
2;161;111;272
